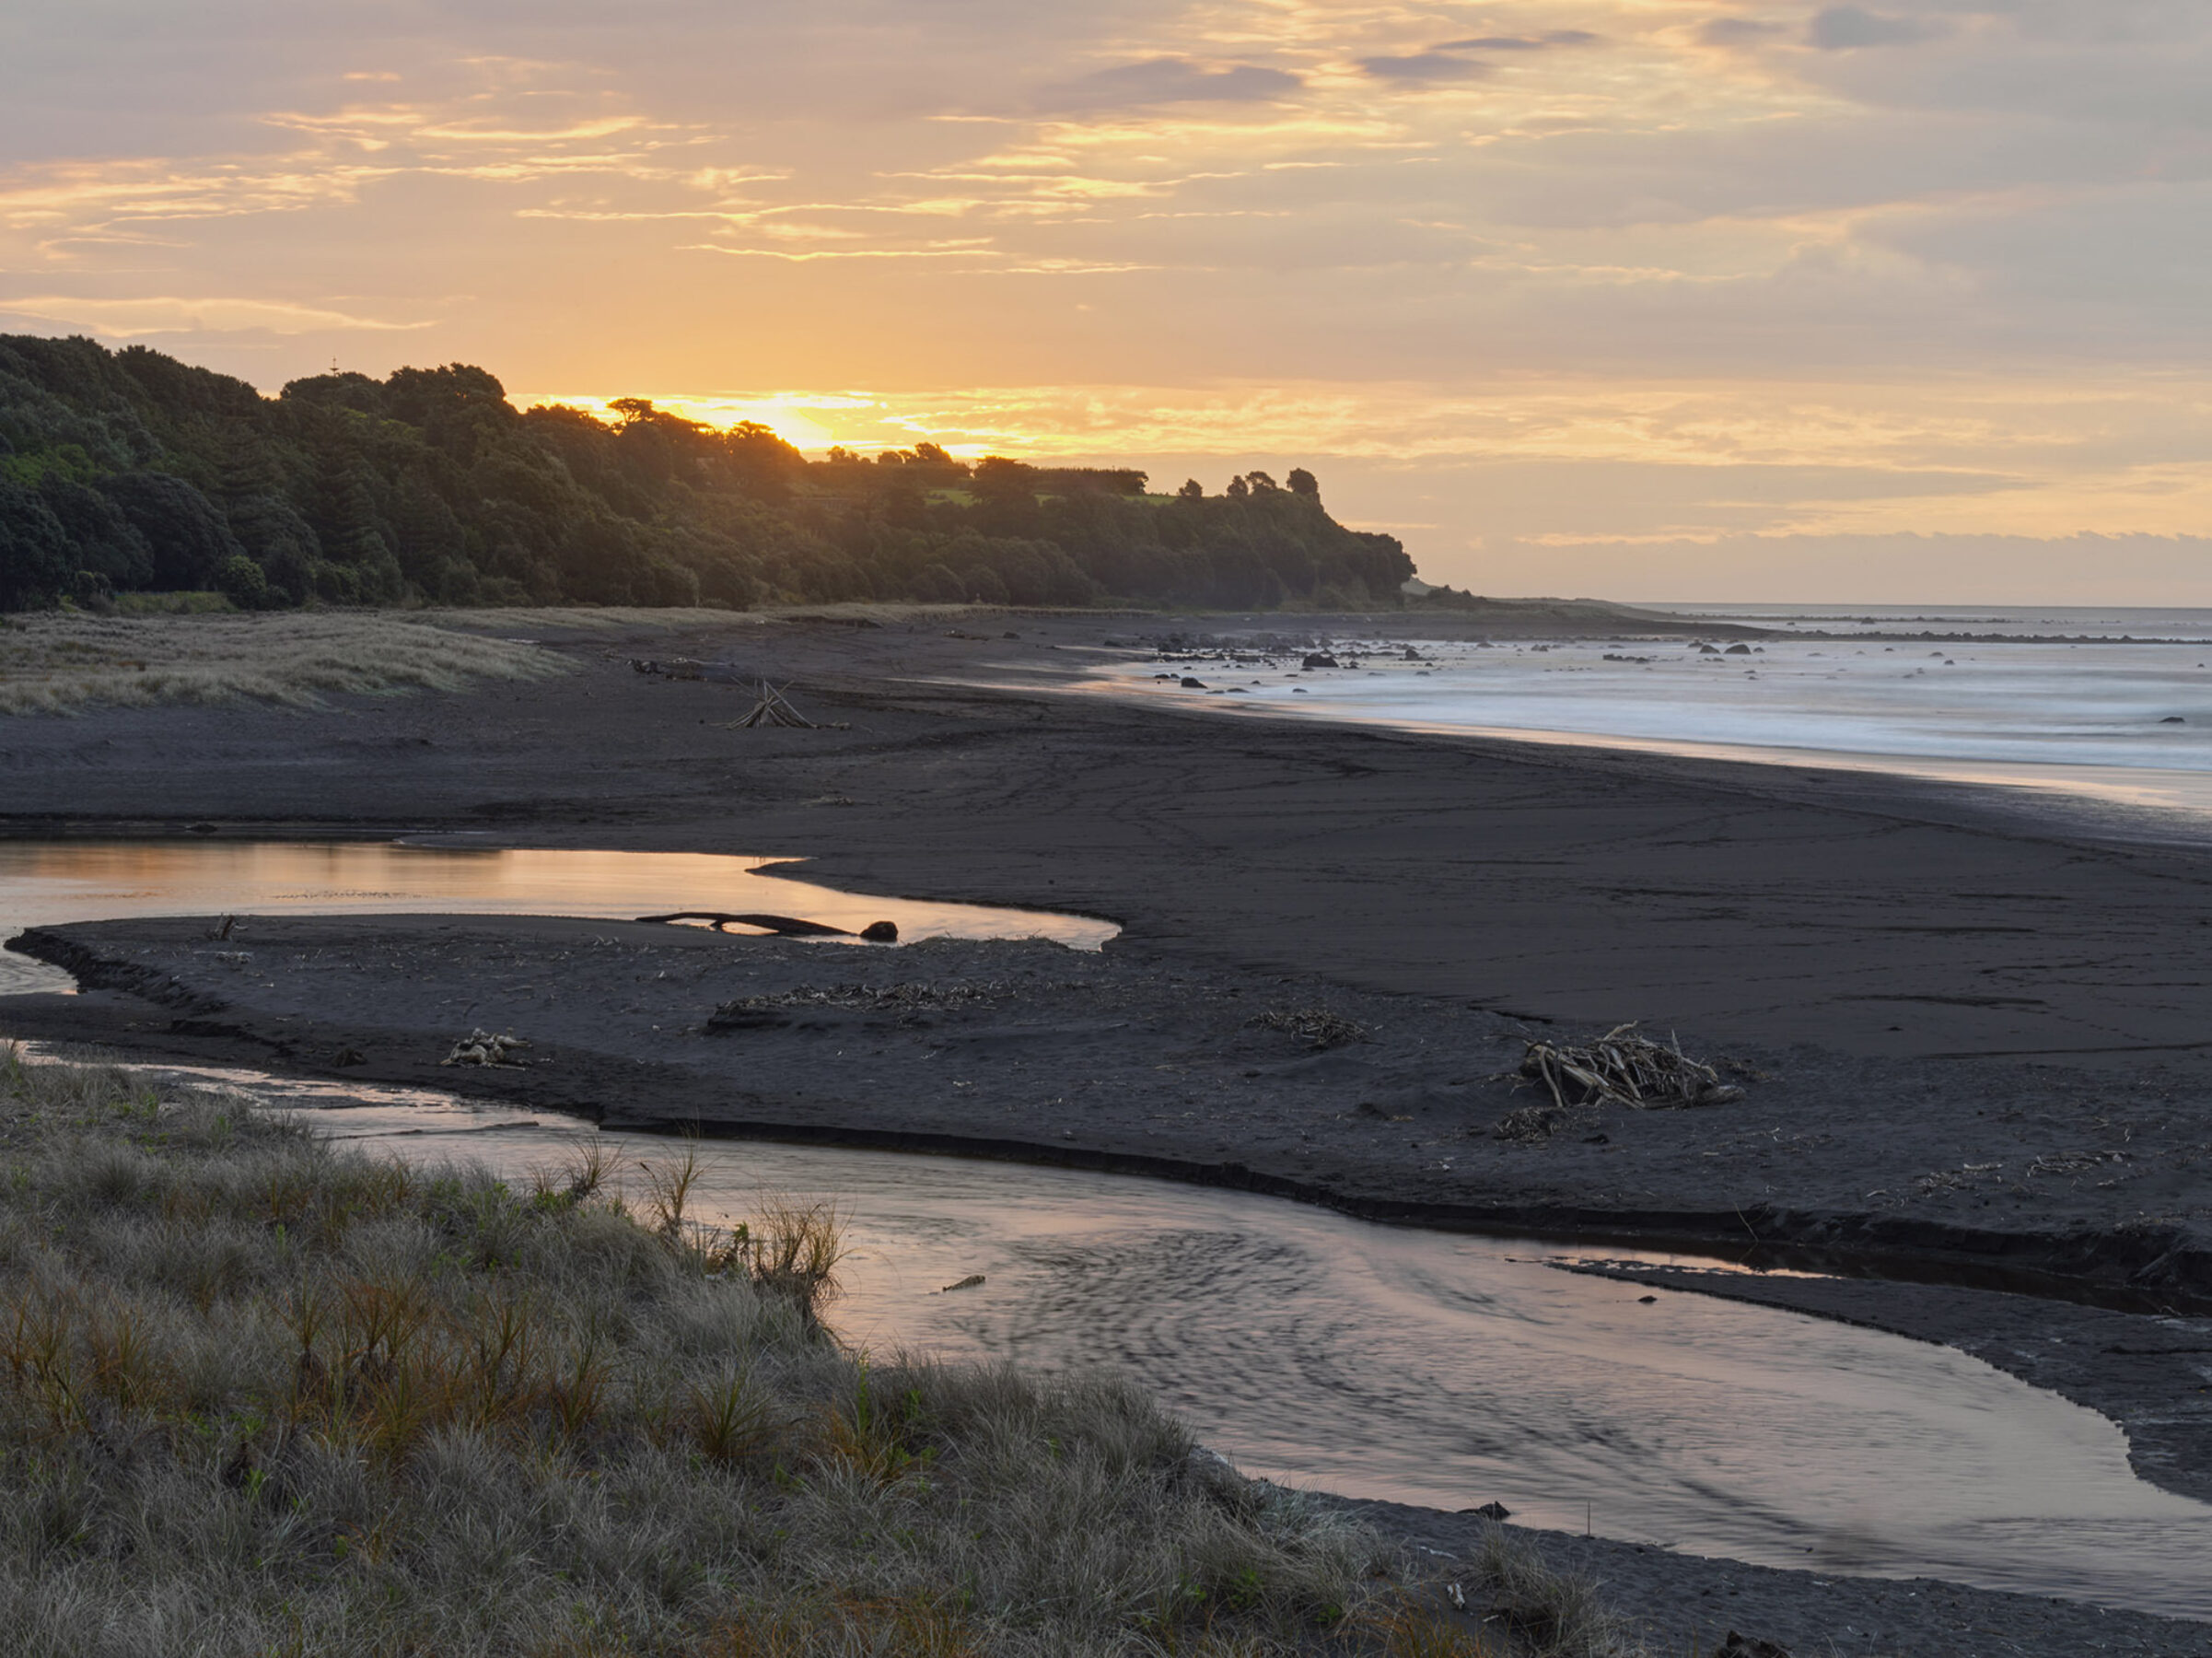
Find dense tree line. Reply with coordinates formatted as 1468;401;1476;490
0;335;1413;613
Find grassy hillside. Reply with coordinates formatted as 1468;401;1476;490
0;336;1413;615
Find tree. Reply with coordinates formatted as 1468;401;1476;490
971;456;1039;499
215;552;277;610
96;472;241;589
0;480;74;609
0;333;1421;615
36;477;151;589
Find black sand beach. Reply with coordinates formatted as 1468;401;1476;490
6;607;2212;1653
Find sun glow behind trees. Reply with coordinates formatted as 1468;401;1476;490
1;2;2207;598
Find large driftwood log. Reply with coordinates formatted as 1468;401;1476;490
636;911;852;938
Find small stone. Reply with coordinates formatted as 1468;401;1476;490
1715;1634;1792;1658
860;920;899;942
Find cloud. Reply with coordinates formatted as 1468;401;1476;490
1697;18;1788;48
1356;52;1495;83
1434;32;1600;52
1359;29;1598;82
1808;7;1944;50
0;293;431;336
1035;58;1300;113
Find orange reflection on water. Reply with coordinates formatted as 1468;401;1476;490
0;840;1114;990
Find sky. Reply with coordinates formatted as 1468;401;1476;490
3;1;2208;602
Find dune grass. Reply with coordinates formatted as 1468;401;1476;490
0;1047;1604;1657
0;611;579;715
0;601;1076;716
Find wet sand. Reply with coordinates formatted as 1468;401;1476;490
6;607;2212;1652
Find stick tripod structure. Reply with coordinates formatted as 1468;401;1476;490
733;680;819;729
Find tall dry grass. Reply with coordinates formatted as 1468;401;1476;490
0;1047;1483;1657
0;611;572;715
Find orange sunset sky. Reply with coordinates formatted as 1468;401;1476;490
5;1;2208;601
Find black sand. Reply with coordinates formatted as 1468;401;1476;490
6;607;2212;1653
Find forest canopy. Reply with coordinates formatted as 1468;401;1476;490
0;335;1414;613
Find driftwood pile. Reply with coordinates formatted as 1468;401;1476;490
1249;1007;1369;1050
730;680;818;729
440;1029;531;1068
1518;1023;1742;1109
705;980;1005;1033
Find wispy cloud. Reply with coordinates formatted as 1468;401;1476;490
1357;27;1601;83
0;293;431;336
1035;58;1303;113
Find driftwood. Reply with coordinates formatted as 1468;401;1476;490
1518;1023;1742;1109
731;680;819;728
441;1029;531;1068
1249;1008;1368;1050
638;911;852;938
704;979;1001;1034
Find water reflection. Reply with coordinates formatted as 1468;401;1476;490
46;1056;2212;1622
0;839;1115;994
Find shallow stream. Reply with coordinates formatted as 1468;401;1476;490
0;839;1116;996
5;844;2212;1619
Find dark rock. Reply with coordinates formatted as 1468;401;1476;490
186;822;218;835
1460;1500;1512;1521
704;1008;793;1033
2162;716;2186;724
1180;677;1206;689
1725;643;1752;655
1302;653;1339;669
860;920;899;942
1716;1634;1791;1658
332;1045;367;1067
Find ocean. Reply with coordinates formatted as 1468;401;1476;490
1097;604;2212;823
